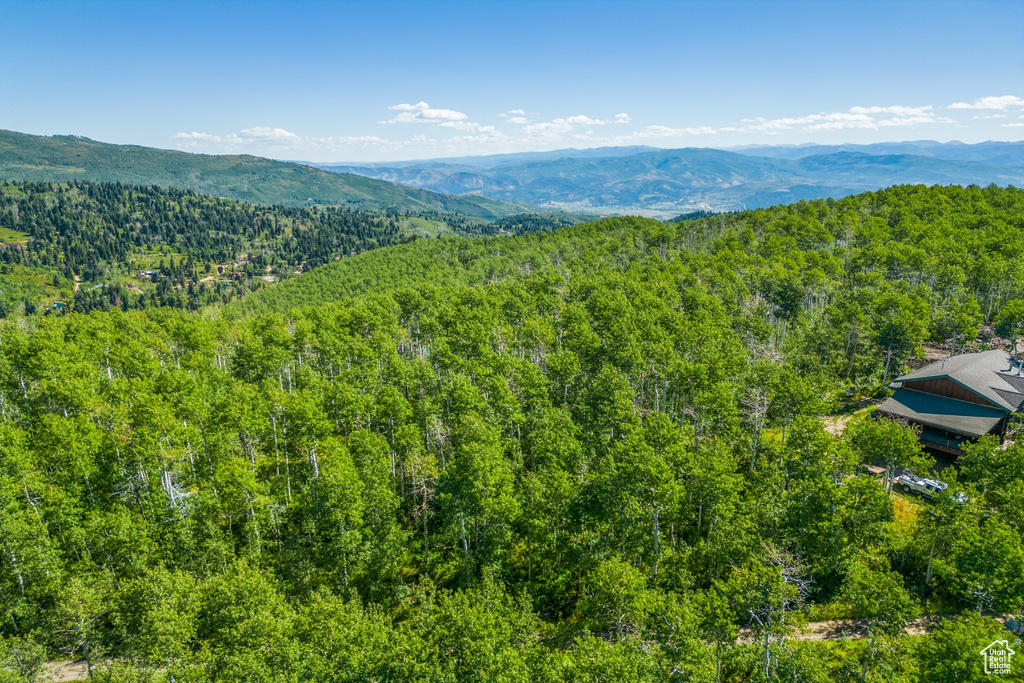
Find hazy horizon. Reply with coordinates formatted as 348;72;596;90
10;127;1024;168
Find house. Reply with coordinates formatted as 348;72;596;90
876;350;1024;454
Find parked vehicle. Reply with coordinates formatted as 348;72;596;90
893;473;967;502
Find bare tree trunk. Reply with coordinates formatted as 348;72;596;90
763;629;771;680
272;415;281;476
861;632;876;683
925;535;937;584
652;511;660;580
308;443;319;479
460;512;469;560
282;423;292;502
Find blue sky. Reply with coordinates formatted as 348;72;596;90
2;0;1023;161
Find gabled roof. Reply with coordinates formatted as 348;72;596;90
892;350;1024;413
878;388;1006;438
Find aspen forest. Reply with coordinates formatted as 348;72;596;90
1;183;1024;682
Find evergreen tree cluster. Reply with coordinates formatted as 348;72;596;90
0;181;405;314
481;213;582;236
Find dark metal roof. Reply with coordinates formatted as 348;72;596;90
877;388;1006;438
893;350;1024;413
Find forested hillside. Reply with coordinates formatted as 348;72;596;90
1;184;1023;681
0;181;414;314
236;182;1024;360
0;130;533;217
0;182;579;317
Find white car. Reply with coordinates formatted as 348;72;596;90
894;473;967;503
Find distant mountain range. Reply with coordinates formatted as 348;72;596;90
315;141;1024;214
4;130;1022;218
731;140;1024;166
0;130;533;218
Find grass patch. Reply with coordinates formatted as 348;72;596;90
1;267;52;288
128;251;187;270
891;493;921;528
805;602;859;621
0;226;29;243
399;216;457;238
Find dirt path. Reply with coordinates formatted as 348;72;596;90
822;398;882;436
739;614;1016;643
43;659;89;681
791;616;934;641
72;276;81;292
822;413;856;436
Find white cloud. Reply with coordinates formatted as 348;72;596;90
849;105;932;116
614;113;631;124
974;114;1007;119
878;115;951;127
623;125;716;139
507;109;526;115
437;121;476;131
239;126;301;142
741;112;875;132
437;121;505;138
507;116;529;124
949;95;1024;110
317;135;392;147
384;101;468;123
1003;123;1024;128
173;127;305;145
453;132;508;143
563;115;607;126
173;127;397;154
173;131;221;141
522;114;609;142
522;120;574;142
733;104;952;134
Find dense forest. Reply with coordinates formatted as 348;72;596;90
1;184;1023;681
0;181;411;314
0;182;581;318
